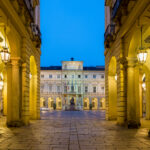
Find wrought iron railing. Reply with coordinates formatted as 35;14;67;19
31;23;41;38
111;0;123;19
23;0;34;20
104;24;115;41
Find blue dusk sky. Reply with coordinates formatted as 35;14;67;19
40;0;105;67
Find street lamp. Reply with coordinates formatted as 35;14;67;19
0;26;10;63
137;26;147;64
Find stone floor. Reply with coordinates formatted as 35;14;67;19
0;110;150;150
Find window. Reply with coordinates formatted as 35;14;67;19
49;85;52;92
93;87;96;93
57;86;60;92
72;75;74;78
71;86;74;92
49;74;53;78
85;86;88;93
64;64;67;69
41;74;44;78
57;74;61;79
85;75;88;79
40;85;44;92
78;65;82;70
93;75;96;79
64;86;67;92
101;74;104;79
78;86;81;93
64;75;67;78
78;75;81;78
101;87;104;90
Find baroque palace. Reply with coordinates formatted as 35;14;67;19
40;58;105;110
105;0;150;127
0;0;41;126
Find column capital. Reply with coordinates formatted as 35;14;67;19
126;57;138;67
10;57;22;66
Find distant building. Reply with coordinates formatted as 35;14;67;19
40;59;105;110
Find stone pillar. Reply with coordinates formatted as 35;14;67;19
3;69;7;116
117;58;127;125
146;78;150;120
21;63;30;125
7;58;22;127
127;58;140;128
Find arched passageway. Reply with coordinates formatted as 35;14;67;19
92;98;98;110
83;98;89;110
29;56;38;119
108;56;117;120
48;97;54;110
127;25;150;127
100;98;105;110
56;97;62;110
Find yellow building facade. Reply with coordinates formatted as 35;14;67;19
105;0;150;127
0;0;41;126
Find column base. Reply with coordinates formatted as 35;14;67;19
7;121;24;127
128;121;141;129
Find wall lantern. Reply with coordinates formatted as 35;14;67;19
0;26;10;63
30;73;32;79
115;74;117;81
137;26;147;64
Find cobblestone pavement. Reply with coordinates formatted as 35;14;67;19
0;110;150;150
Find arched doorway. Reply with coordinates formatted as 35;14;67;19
40;97;46;108
48;97;54;110
108;56;117;120
56;97;62;110
100;98;106;110
29;56;38;119
92;98;98;110
83;98;89;110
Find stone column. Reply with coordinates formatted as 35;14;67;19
21;63;30;125
7;58;22;127
146;77;150;120
127;58;140;128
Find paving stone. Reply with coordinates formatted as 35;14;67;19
0;111;150;150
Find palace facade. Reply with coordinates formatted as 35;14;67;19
0;0;41;126
40;59;105;110
105;0;150;127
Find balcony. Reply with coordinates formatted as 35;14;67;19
104;24;115;42
31;23;41;39
23;0;34;21
111;0;123;20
